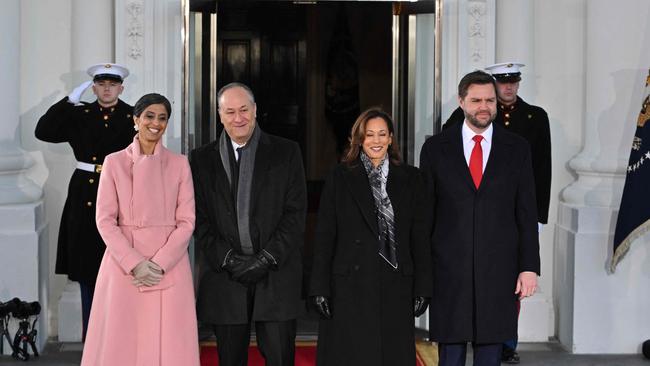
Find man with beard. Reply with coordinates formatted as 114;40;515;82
420;70;540;366
35;63;135;340
443;63;551;364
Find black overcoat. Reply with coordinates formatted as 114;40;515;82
309;160;432;366
190;130;307;324
419;122;540;344
445;96;551;223
35;97;135;284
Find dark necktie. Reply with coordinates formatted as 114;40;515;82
469;135;483;188
236;146;243;164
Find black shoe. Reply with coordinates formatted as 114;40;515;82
501;349;520;364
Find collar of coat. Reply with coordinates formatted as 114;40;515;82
206;129;275;210
340;157;409;237
438;121;516;193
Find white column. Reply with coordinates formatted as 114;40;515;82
494;0;535;100
556;0;650;353
0;0;48;355
0;0;41;204
56;0;115;343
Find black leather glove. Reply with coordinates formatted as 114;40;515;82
232;251;275;285
222;251;251;276
413;296;430;317
312;296;332;319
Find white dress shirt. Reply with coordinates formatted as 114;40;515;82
462;120;493;172
231;140;246;161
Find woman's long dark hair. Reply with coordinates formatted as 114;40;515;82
341;107;402;166
133;93;172;117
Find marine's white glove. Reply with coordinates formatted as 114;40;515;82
67;80;93;105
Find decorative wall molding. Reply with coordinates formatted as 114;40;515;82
467;1;487;64
126;1;144;59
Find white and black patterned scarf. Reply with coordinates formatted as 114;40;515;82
360;151;398;269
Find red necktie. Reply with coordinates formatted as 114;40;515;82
469;135;483;188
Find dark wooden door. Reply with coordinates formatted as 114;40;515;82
216;2;307;153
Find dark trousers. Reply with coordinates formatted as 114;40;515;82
438;343;502;366
212;287;296;366
79;281;95;342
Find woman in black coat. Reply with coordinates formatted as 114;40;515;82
309;108;432;365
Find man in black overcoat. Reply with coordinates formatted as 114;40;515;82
35;63;134;339
420;71;540;366
444;62;551;227
444;62;551;363
190;82;307;366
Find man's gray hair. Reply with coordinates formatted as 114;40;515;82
217;82;256;109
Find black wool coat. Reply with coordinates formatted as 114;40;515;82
445;96;551;223
35;97;135;284
190;131;307;324
309;160;432;366
420;122;540;344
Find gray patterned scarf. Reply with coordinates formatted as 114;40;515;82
360;151;398;269
219;126;261;255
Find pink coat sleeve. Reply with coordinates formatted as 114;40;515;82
96;155;146;274
151;158;196;273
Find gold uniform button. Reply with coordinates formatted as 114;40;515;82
127;114;132;118
92;157;97;162
505;121;510;126
505;113;510;118
89;179;95;184
528;114;533;119
84;109;89;113
103;115;109;120
86;201;93;207
104;123;108;128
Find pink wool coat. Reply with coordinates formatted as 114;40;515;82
81;137;199;366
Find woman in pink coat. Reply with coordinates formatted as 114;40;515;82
81;93;200;366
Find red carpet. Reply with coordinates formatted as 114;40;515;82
200;343;316;366
200;341;438;365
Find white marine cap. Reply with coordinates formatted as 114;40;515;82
484;62;525;82
86;63;130;82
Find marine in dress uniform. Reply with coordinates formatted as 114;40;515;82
442;62;551;364
35;63;135;339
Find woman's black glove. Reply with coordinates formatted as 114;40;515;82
413;296;430;317
312;296;332;319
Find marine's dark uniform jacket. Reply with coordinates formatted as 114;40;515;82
35;97;135;284
445;96;551;223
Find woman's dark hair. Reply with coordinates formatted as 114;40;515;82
133;93;172;117
341;107;402;166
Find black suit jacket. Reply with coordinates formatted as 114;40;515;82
309;160;432;365
190;130;307;324
444;96;551;223
420;122;540;343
